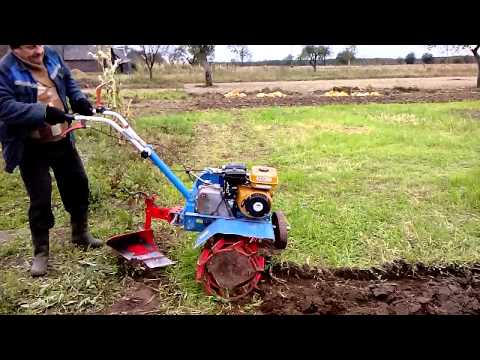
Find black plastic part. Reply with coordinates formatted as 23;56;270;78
272;211;288;250
65;114;75;124
243;193;270;218
223;163;248;185
224;163;246;171
141;150;149;159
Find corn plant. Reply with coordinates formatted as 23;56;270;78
88;46;133;120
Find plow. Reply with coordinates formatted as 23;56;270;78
62;85;289;300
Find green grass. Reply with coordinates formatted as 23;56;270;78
1;100;480;313
121;89;188;101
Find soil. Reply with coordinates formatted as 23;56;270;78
102;279;161;315
131;88;480;116
257;261;480;315
102;259;480;315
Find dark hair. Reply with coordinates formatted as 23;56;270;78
9;45;21;49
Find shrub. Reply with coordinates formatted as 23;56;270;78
405;52;416;64
421;53;434;64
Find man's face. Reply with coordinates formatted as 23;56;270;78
13;45;45;65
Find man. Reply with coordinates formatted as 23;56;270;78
0;45;102;277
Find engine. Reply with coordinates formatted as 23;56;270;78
195;163;278;219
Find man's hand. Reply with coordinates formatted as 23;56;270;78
45;106;70;125
72;98;94;116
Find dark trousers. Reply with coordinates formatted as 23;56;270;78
19;137;90;238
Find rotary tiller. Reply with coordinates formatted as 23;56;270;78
62;86;289;299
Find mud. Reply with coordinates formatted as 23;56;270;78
258;261;480;315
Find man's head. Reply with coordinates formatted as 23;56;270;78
10;45;45;65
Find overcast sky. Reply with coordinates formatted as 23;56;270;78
214;45;471;62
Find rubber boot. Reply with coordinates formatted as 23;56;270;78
31;230;49;277
71;213;103;249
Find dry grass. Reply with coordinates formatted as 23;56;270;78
76;63;478;89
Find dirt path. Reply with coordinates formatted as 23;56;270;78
184;76;477;95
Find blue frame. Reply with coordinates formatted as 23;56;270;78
147;149;275;244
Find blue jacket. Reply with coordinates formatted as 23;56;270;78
0;46;87;173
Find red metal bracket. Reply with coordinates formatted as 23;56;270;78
144;195;182;230
60;120;87;138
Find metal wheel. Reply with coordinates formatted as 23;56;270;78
195;236;265;300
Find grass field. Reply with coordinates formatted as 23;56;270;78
1;100;480;314
74;63;478;88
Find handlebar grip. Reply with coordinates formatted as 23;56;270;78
65;114;75;123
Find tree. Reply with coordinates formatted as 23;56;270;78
428;45;480;88
168;46;189;64
336;46;357;65
138;45;169;80
298;45;331;71
397;57;404;64
421;53;434;64
405;52;416;64
187;45;215;86
228;45;252;64
283;54;294;66
319;46;332;66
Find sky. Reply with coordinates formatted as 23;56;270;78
214;45;471;62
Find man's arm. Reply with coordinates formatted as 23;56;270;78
0;69;47;128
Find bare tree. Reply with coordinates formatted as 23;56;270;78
298;45;332;71
228;45;252;64
139;45;169;80
428;45;480;87
187;45;215;86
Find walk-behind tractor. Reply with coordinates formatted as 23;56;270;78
62;86;289;299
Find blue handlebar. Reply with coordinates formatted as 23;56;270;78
148;149;191;200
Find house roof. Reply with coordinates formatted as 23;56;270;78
46;45;99;61
64;45;97;61
111;46;131;64
0;45;9;58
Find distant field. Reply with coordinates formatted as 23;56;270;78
73;63;478;89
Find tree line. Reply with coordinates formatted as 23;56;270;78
127;45;480;88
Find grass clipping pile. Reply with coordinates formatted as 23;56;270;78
223;90;288;98
323;86;382;97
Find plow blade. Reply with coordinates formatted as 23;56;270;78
106;229;175;269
